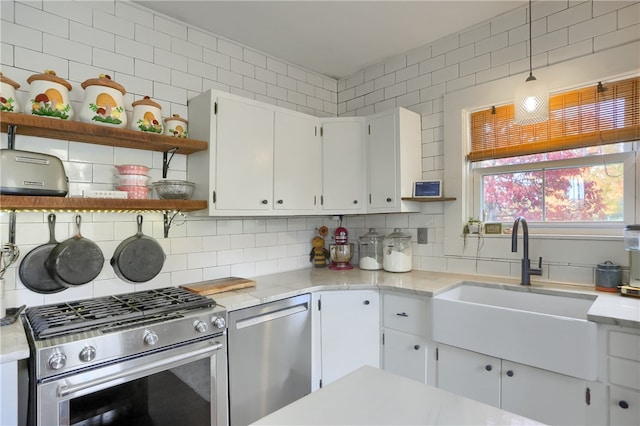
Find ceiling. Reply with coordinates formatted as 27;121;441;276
134;1;526;79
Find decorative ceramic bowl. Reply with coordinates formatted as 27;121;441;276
80;74;127;127
131;96;162;133
115;165;150;176
152;180;195;200
0;72;20;113
163;114;188;138
115;185;149;199
115;174;150;186
25;70;73;119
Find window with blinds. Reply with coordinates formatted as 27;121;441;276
468;76;640;162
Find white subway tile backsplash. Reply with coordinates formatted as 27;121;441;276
69;22;113;51
373;73;395;91
287;65;307;82
153;81;187;104
384;55;407;74
384;81;406;99
172;37;203;60
475;62;510;84
16;47;71;77
133;59;170;84
266;56;287;75
432;64;459;84
548;1;593;32
618;2;640;28
395;64;419;83
93;47;134;74
42;35;89;64
475;32;508;56
187;27;217;49
217;38;243;60
532;28;569;54
288;90;306;107
491;42;526;67
594;23;640;50
445;44;475;66
431;33;459;57
460;23;491;47
548;38;593;64
153;14;187;40
171;69;202;92
93;9;134;39
569;11;617;42
203;48;230;70
418;55;445;75
490;6;526;35
15;3;68;38
115;35;153;62
155;47;188;72
116;2;154;29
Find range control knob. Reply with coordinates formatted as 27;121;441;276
194;320;209;333
79;346;96;362
143;331;159;346
212;316;226;329
48;353;67;370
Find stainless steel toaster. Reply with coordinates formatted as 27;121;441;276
0;149;68;196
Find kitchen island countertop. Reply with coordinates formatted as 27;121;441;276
252;365;544;425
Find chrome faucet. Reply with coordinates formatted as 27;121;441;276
511;217;542;285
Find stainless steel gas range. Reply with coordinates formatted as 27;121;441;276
21;287;228;426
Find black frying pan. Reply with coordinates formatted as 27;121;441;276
111;215;165;283
18;214;66;294
45;215;104;287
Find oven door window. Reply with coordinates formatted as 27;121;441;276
66;358;211;426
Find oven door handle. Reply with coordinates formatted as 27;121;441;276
57;341;223;397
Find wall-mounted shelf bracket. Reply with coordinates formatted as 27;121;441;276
163;209;186;238
7;124;16;149
162;147;179;179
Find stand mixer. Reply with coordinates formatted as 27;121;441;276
329;226;354;270
622;225;640;297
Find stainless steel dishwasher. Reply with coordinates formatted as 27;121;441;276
227;293;311;426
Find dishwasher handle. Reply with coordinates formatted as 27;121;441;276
235;303;308;330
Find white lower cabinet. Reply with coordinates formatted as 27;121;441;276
610;386;640;425
437;344;601;425
381;292;433;385
315;290;380;389
605;326;640;426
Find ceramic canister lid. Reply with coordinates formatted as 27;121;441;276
0;72;20;89
132;95;161;109
81;74;126;94
26;70;72;91
164;113;188;124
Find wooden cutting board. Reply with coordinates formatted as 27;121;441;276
180;277;256;295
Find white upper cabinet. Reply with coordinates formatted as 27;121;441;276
274;111;321;213
320;118;366;214
367;108;422;213
188;90;275;215
188;90;423;216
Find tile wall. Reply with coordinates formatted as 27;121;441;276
1;0;639;307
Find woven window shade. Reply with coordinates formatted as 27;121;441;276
468;77;640;162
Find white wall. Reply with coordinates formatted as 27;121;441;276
0;0;339;307
337;0;640;285
1;0;639;308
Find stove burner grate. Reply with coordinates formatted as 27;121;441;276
25;287;215;339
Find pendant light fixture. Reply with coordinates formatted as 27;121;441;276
514;0;549;125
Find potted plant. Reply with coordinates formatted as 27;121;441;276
463;217;483;235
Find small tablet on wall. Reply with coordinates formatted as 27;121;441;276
413;180;442;198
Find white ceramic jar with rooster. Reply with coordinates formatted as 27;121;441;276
0;72;20;113
79;74;127;127
130;96;162;133
25;70;73;120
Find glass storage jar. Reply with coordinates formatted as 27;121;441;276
358;228;384;270
383;228;412;273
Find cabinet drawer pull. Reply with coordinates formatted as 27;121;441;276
619;400;629;409
353;200;358;204
485;365;492;372
413;345;420;351
396;312;408;317
386;197;392;202
363;300;370;305
506;370;514;377
261;199;268;204
277;199;283;204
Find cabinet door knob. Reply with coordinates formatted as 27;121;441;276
619;400;629;409
363;300;370;305
485;365;492;371
386;197;392;202
506;370;514;377
413;344;420;350
261;199;268;204
353;200;358;204
277;199;283;204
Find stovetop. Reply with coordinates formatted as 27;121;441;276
25;287;215;340
23;287;227;380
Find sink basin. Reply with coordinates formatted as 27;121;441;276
432;282;598;380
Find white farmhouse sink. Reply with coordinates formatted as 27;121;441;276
432;282;598;380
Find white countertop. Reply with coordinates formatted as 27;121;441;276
212;268;640;329
1;267;639;363
252;365;544;425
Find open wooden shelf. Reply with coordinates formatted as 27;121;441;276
402;197;457;202
0;195;207;212
0;112;207;154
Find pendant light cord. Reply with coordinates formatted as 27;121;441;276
526;0;535;82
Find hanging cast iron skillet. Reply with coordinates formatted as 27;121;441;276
111;215;165;283
45;215;104;287
18;214;66;294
